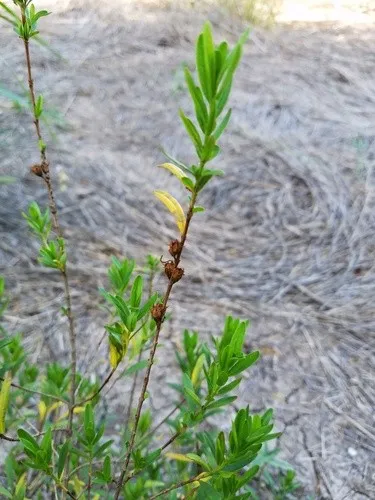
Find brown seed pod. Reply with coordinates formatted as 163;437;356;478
151;303;165;324
164;261;175;280
171;266;184;283
30;164;43;177
168;239;181;259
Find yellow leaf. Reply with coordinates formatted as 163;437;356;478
57;405;85;422
191;353;205;388
158;162;185;181
0;372;11;434
38;400;47;421
70;475;85;495
48;401;64;414
15;473;27;494
109;342;121;369
154;190;186;234
165;452;194;463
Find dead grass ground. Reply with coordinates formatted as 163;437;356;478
1;0;375;498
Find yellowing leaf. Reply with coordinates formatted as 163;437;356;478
38;400;47;421
165;452;194;463
69;475;85;495
191;353;205;388
158;162;185;181
15;473;26;495
57;405;85;422
154;190;186;234
0;373;11;434
109;342;121;369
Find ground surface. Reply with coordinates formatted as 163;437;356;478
1;0;375;498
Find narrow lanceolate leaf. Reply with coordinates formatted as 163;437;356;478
0;373;11;434
196;33;211;101
184;67;208;132
158;162;185;181
154;190;186;234
179;109;203;154
165;452;194;463
214;108;232;140
191;353;205;388
202;21;216;95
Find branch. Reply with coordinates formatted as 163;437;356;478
19;5;77;435
149;472;213;499
0;376;68;404
114;191;198;498
73;368;116;409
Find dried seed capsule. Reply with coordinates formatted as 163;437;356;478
171;266;184;283
30;164;43;177
164;261;175;280
151;303;165;325
168;239;181;258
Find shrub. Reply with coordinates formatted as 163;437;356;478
0;1;299;498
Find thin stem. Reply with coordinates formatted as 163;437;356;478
137;399;184;448
149;472;213;499
73;368;116;409
0;433;19;442
114;192;198;498
19;6;77;436
124;269;155;430
0;376;68;404
87;454;92;500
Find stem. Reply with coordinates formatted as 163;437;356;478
73;368;116;409
0;377;68;404
124;268;155;430
87;454;92;500
19;7;77;436
137;399;184;448
0;433;19;442
149;472;213;499
114;192;198;498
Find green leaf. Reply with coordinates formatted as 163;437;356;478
181;176;195;192
193;206;205;213
0;485;12;499
206;396;237;411
186;453;210;470
57;440;70;478
216;74;232;117
185;387;201;407
0;2;17;19
130;275;143;309
40;427;52;465
217;377;242;395
159;148;193;175
84;403;95;442
196;33;211;101
0;175;16;185
237;465;259;488
137;293;157;321
179;109;203;153
103;455;111;479
184;67;208;132
214;108;231;140
123;359;148;377
202;21;216;94
229;351;259;376
17;429;39;455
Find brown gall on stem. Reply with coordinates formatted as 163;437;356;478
30;163;43;177
164;261;184;284
151;303;165;326
168;239;181;259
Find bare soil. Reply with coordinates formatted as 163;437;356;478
1;1;375;498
